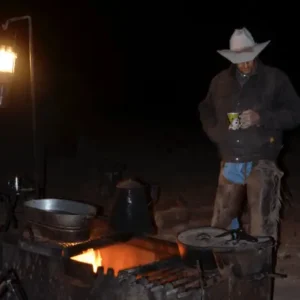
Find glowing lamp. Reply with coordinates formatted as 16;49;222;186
0;45;17;106
0;45;17;74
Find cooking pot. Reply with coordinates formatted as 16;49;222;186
176;226;231;272
109;178;157;235
23;198;99;241
212;231;274;278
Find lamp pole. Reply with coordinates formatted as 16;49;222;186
2;16;41;198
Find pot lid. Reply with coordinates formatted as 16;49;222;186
177;227;232;248
177;227;274;251
116;179;143;189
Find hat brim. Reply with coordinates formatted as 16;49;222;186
217;41;271;64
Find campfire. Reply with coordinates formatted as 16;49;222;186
71;248;102;273
71;243;159;274
0;217;275;300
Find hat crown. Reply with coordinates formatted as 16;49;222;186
230;28;256;51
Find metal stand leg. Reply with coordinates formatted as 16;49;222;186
2;194;19;231
0;269;28;300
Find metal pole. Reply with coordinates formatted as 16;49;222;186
2;16;40;198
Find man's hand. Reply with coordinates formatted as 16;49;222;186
240;110;260;129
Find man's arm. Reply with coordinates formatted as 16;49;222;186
198;78;225;143
259;71;300;130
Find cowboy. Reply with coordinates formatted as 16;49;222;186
198;28;300;243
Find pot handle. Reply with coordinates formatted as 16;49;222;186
195;233;211;241
20;223;35;242
216;229;258;242
148;184;160;207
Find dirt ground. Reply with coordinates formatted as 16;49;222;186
2;119;300;299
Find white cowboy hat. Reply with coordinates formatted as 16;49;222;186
217;27;270;64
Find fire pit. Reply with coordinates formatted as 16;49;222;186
0;218;228;300
0;217;277;300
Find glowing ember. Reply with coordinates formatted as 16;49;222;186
71;249;102;273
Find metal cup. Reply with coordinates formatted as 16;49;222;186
227;112;240;130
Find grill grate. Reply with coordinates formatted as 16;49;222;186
18;219;131;258
91;257;223;299
123;260;223;298
19;230;130;258
57;239;93;248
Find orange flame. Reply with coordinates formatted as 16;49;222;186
71;249;102;273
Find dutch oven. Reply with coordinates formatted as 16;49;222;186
176;226;231;272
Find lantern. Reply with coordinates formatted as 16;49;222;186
1;15;42;198
0;45;17;74
0;44;17;107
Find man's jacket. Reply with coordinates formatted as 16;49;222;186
199;61;300;162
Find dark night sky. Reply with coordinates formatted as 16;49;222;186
0;2;298;138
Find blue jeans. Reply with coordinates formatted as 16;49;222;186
224;162;253;230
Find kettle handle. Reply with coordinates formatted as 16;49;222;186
149;184;160;207
148;198;158;207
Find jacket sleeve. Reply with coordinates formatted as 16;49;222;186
259;71;300;130
198;78;226;143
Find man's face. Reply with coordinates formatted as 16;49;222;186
237;60;255;75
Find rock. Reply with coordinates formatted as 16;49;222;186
156;224;190;242
277;245;292;260
154;207;190;230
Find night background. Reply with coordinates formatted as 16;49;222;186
0;2;298;198
0;3;296;135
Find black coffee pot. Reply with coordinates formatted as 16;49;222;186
109;178;158;235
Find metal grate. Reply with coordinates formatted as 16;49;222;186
57;239;93;249
19;229;136;258
120;258;223;298
90;257;224;299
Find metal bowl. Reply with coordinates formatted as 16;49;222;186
24;198;97;230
